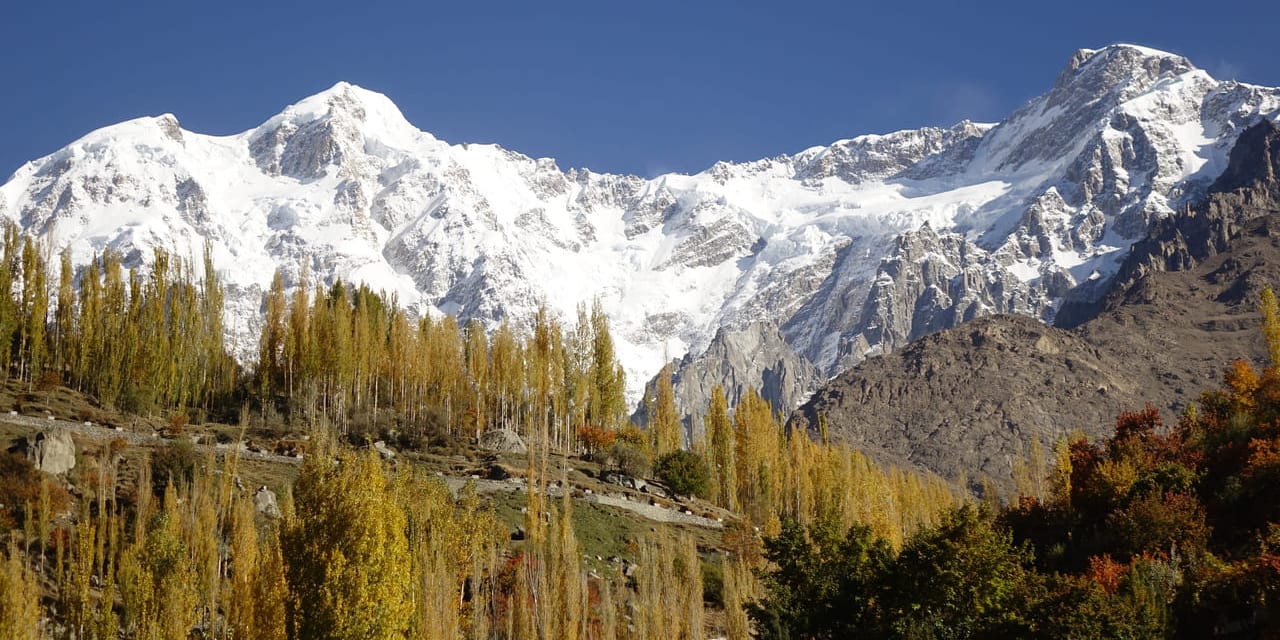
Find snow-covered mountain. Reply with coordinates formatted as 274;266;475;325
1;44;1277;408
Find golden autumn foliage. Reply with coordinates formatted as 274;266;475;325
0;540;41;640
1262;286;1280;366
282;440;413;640
0;222;972;640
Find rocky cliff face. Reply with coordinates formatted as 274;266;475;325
635;322;821;440
1108;120;1280;306
791;117;1280;493
829;223;1051;373
3;46;1278;414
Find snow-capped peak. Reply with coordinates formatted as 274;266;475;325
255;81;429;148
1072;43;1195;66
1056;44;1197;96
1;45;1278;409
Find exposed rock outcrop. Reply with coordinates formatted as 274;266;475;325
479;429;527;455
255;486;282;519
832;223;1050;372
635;321;821;441
27;428;76;475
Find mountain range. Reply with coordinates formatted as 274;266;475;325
2;44;1277;434
791;118;1280;490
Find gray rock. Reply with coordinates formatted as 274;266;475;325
640;482;670;500
479;429;527;454
254;486;282;519
372;440;396;460
830;223;1051;374
791;121;1280;495
28;428;76;475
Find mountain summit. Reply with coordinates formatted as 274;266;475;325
1;45;1277;410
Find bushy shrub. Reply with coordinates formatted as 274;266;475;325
609;442;651;479
702;558;724;606
654;450;710;498
0;451;71;532
577;425;617;461
0;453;42;530
151;439;199;495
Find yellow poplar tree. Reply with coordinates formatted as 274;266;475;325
282;441;412;640
1262;286;1280;365
706;386;736;510
650;360;682;458
0;541;41;640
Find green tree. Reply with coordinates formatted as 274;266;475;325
588;300;626;429
17;237;48;384
885;505;1033;639
0;226;20;377
655;450;711;498
749;518;894;640
258;271;287;400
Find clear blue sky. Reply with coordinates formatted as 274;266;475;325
3;0;1276;179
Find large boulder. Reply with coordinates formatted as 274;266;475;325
254;486;282;519
373;440;397;461
28;428;76;475
479;429;527;454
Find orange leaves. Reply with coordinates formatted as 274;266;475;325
576;424;617;458
1244;436;1280;484
1087;554;1127;595
1114;405;1164;443
1247;436;1280;467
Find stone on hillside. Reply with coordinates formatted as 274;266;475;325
373;440;397;460
479;429;527;454
255;486;282;519
641;481;670;500
28;428;76;475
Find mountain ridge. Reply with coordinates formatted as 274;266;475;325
789;119;1280;492
2;44;1278;411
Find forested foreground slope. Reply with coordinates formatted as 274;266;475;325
753;305;1280;637
0;122;1277;638
0;217;960;638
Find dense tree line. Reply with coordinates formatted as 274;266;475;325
254;272;629;450
0;427;959;638
748;290;1280;639
0;424;719;639
0;226;235;416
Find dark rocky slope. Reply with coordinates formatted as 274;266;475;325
790;120;1280;492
